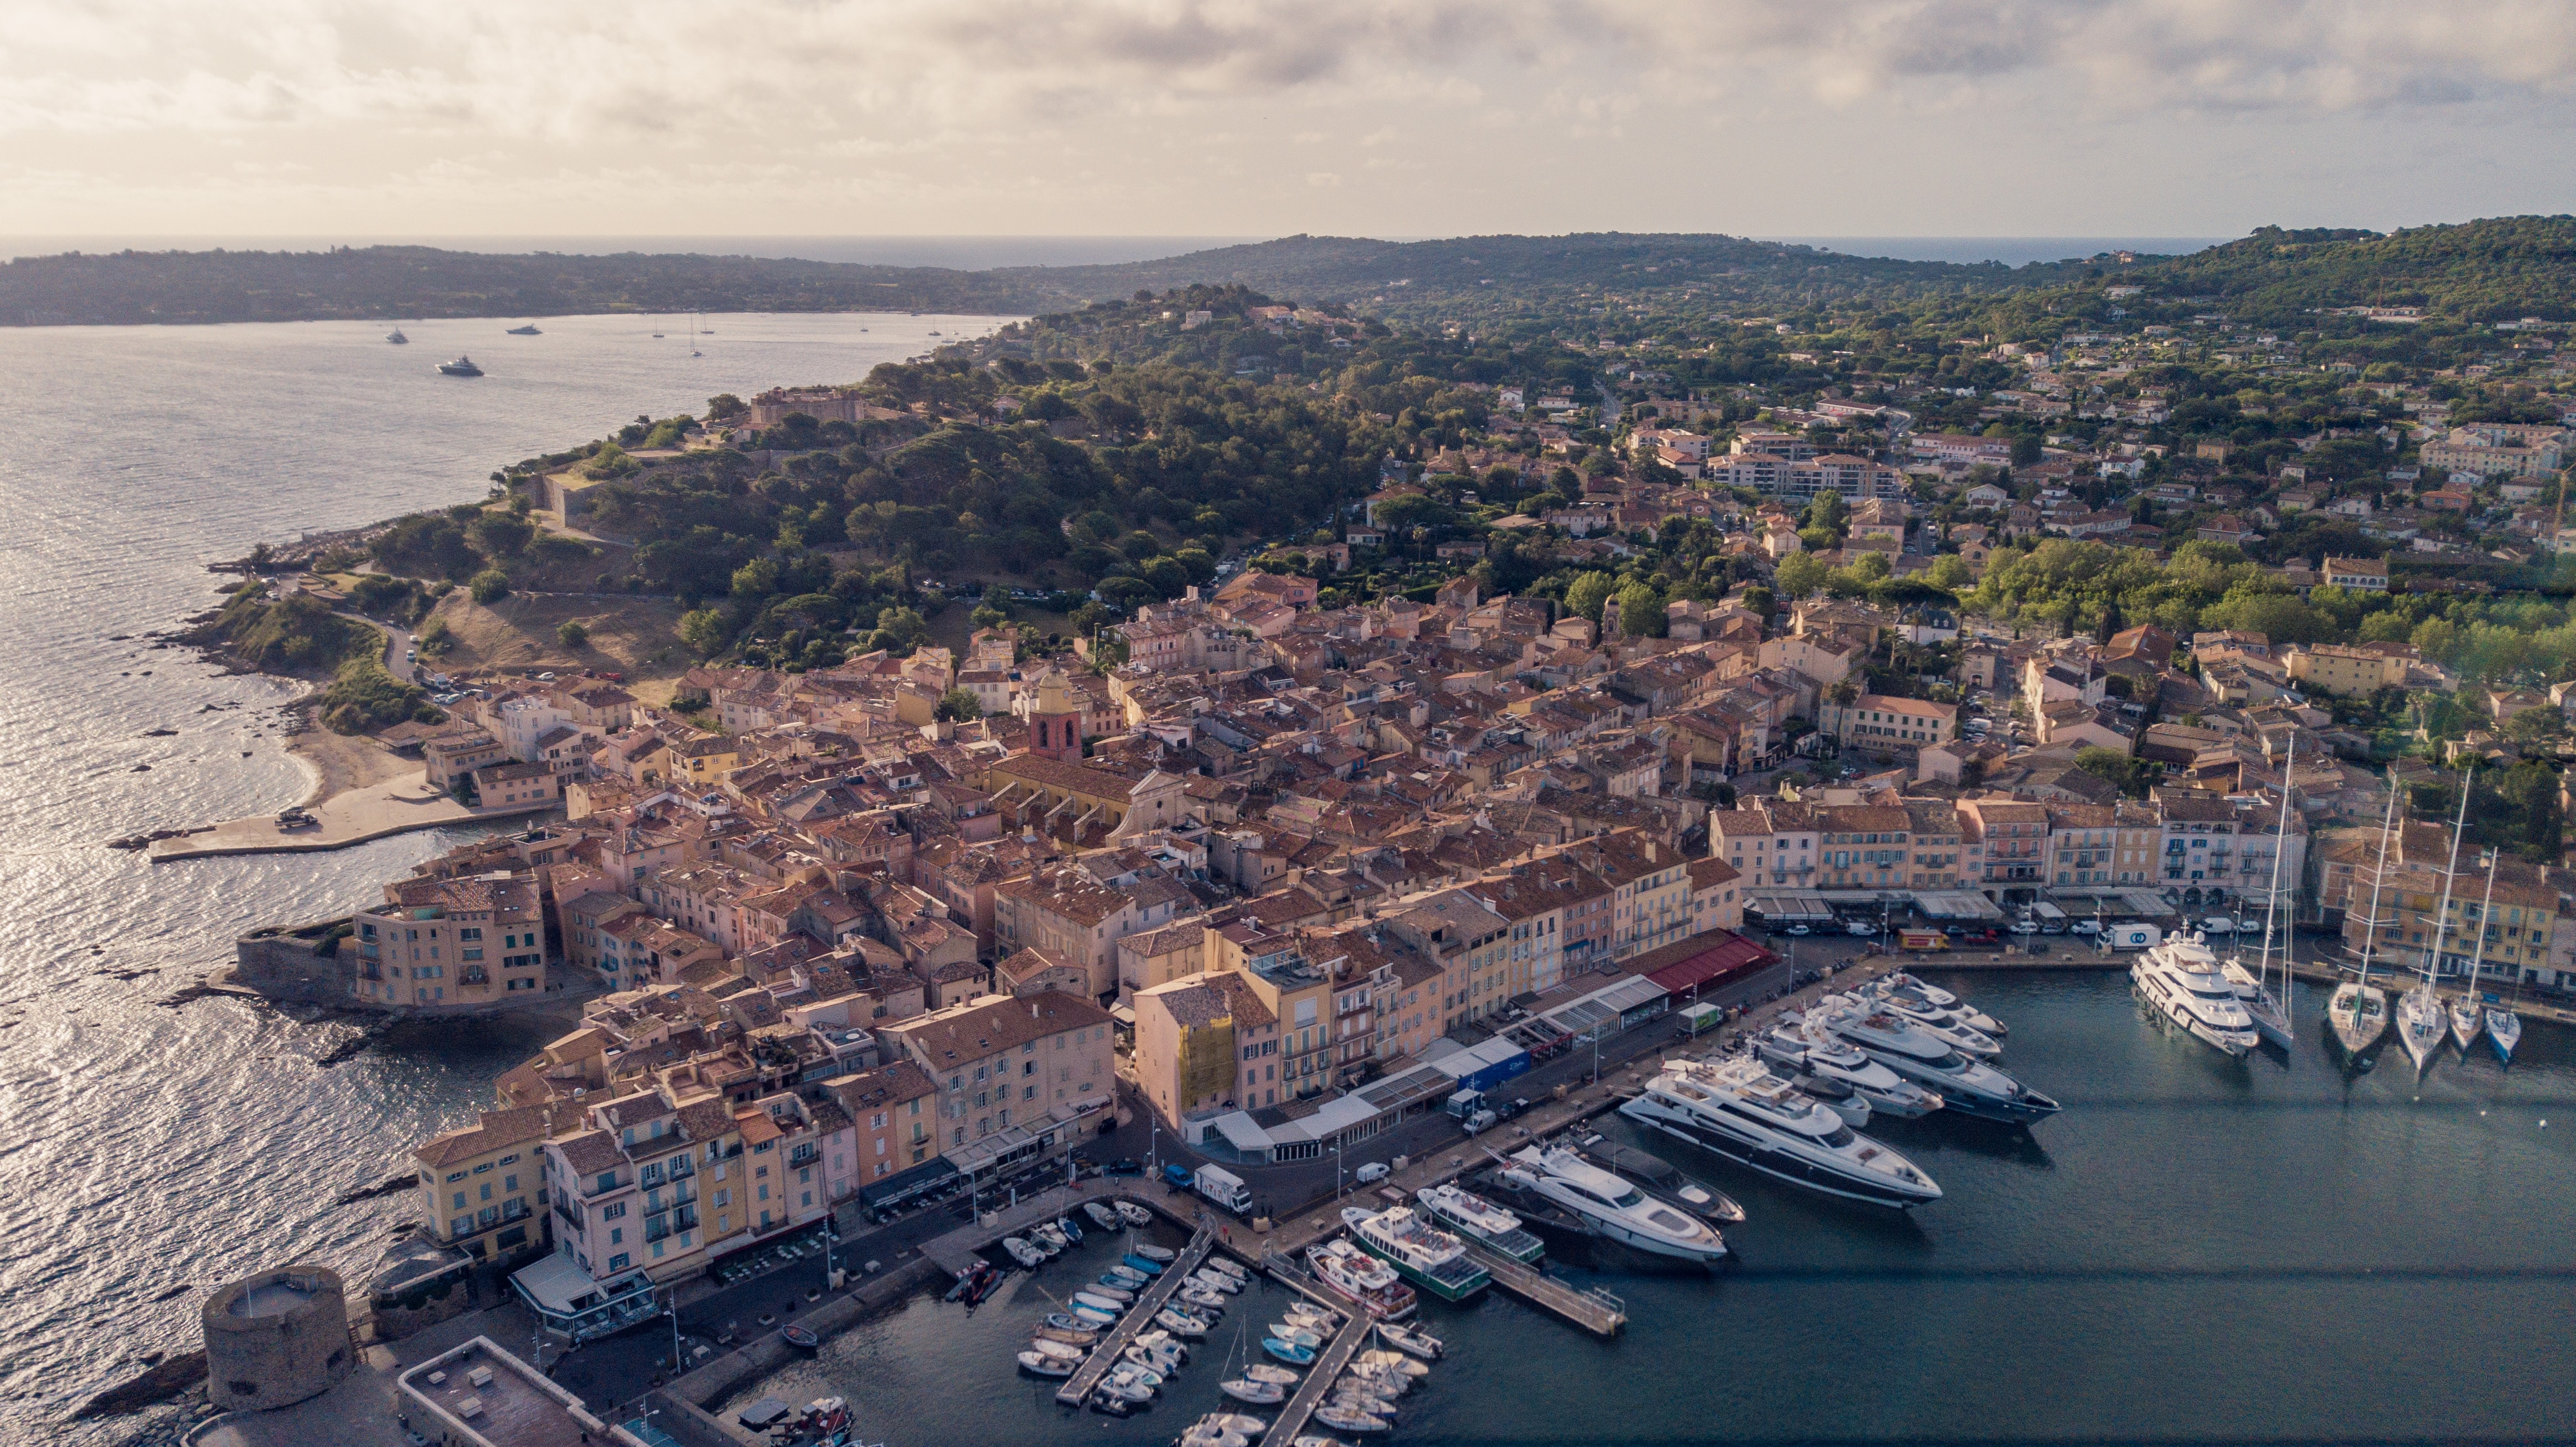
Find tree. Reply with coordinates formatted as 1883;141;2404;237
556;621;589;649
468;569;510;604
935;687;983;722
1926;554;1975;591
1617;580;1666;638
705;393;747;421
2010;434;2043;467
1773;552;1829;599
679;607;729;658
2076;746;2151;798
471;511;534;557
1563;571;1618;627
871;605;929;649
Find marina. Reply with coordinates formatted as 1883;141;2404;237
1054;1224;1218;1408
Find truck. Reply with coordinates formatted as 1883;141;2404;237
1898;929;1951;953
2099;923;2161;952
1193;1164;1253;1215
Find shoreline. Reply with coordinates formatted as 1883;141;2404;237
148;764;557;862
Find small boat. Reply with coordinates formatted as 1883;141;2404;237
1071;1290;1127;1315
1134;1243;1178;1262
1087;1279;1134;1301
507;323;543;335
1085;1202;1123;1229
1125;1345;1183;1378
1283;1304;1340;1331
1355;1350;1427;1379
2490;1008;2523;1061
1266;1323;1322;1348
1044;1312;1091;1333
1107;1264;1151;1286
1245;1362;1300;1386
1069;1302;1119;1327
1208;1412;1271;1438
1034;1324;1098;1346
1114;1358;1167;1391
1191;1268;1245;1294
1116;1201;1153;1226
1205;1255;1249;1280
1001;1237;1045;1269
1018;1349;1075;1377
1181;1286;1230;1311
437;356;483;376
1334;1382;1402;1412
1025;1338;1086;1362
1030;1223;1067;1254
1155;1308;1212;1337
386;328;408;345
1221;1378;1286;1406
1376;1321;1443;1360
1122;1253;1168;1276
1057;1215;1084;1246
945;1259;998;1302
780;1324;820;1350
1180;1425;1248;1447
1313;1406;1390;1434
1088;1388;1139;1416
1262;1337;1318;1365
1093;1375;1152;1406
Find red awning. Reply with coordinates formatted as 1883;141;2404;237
1642;931;1778;997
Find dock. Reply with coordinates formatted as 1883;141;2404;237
1454;1237;1626;1335
1259;1301;1376;1445
1054;1224;1216;1408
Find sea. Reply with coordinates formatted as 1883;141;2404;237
727;971;2576;1447
0;311;1005;1443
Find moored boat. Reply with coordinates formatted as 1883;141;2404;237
1376;1320;1443;1360
1221;1377;1286;1405
1305;1238;1420;1321
1340;1206;1490;1302
1413;1182;1545;1263
1621;1058;1940;1209
1491;1144;1731;1262
1262;1337;1316;1365
1018;1348;1075;1377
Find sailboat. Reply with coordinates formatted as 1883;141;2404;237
2222;734;2297;1048
2450;853;2497;1053
2394;771;2473;1073
2328;788;2399;1061
2489;997;2524;1062
689;311;703;358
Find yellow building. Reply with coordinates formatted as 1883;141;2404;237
354;872;547;1011
1132;971;1276;1127
414;1105;558;1263
666;731;741;785
2285;643;2407;696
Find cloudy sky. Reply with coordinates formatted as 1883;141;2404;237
6;0;2573;243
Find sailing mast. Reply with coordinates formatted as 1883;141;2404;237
2355;787;2400;991
2455;851;2499;1051
2257;733;2297;1041
2397;769;2475;1070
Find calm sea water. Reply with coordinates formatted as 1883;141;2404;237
731;971;2576;1446
0;311;1005;1442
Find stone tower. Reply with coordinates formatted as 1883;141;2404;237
204;1264;355;1410
1026;669;1083;762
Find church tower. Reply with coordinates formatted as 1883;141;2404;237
1026;669;1083;762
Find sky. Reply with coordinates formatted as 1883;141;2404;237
6;0;2575;244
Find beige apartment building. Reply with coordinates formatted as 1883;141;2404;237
353;871;546;1010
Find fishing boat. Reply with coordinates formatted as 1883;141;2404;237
1115;1201;1153;1226
1121;1252;1167;1276
2331;790;2402;1060
1340;1206;1490;1302
1305;1239;1419;1321
436;356;483;376
1221;1377;1286;1405
2453;853;2500;1053
780;1324;820;1349
1376;1321;1444;1360
1262;1337;1318;1366
2397;775;2475;1072
1016;1349;1075;1377
1034;1324;1098;1347
1413;1182;1546;1262
1083;1201;1123;1230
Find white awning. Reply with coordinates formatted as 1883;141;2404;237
1211;1112;1273;1153
512;1250;607;1315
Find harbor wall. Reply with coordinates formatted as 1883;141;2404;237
231;922;356;1006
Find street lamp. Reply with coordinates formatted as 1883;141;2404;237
666;1296;682;1375
1333;1138;1345;1200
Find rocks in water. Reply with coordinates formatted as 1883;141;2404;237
332;1171;421;1206
72;1350;207;1419
139;728;177;738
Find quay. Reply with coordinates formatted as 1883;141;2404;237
1054;1224;1216;1407
1260;1300;1376;1446
147;769;556;861
1455;1237;1625;1335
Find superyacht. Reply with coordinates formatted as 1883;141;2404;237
1812;998;2061;1124
1755;1024;1946;1117
1621;1058;1941;1208
2130;932;2260;1056
1491;1144;1729;1264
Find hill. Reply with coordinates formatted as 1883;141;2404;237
2111;217;2576;325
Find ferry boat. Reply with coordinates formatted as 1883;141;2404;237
436;356;483;376
1621;1058;1942;1209
1413;1182;1545;1263
2129;932;2259;1056
1339;1206;1490;1302
1304;1238;1418;1321
1492;1144;1728;1264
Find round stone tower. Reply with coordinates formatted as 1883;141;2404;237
202;1264;355;1410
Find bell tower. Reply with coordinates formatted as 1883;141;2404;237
1026;669;1083;762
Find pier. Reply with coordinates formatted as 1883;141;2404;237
1053;1224;1216;1408
1454;1237;1626;1335
1258;1303;1375;1446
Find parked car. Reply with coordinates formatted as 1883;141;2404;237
1160;1163;1196;1189
1104;1158;1145;1177
1846;920;1875;936
1354;1162;1391;1184
2070;920;2102;935
1942;924;1968;936
2007;920;2040;935
2202;916;2238;934
1778;924;1813;936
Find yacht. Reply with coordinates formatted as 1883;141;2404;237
2397;777;2478;1073
1413;1182;1545;1263
2130;933;2260;1056
436;356;483;376
2219;957;2294;1047
2331;789;2401;1061
2488;1007;2522;1062
385;327;408;345
1340;1206;1489;1303
1756;1024;1945;1118
2229;736;2299;1050
1622;1059;1941;1209
1868;975;2007;1038
507;323;543;335
1813;999;2061;1124
1762;1057;1869;1126
1492;1144;1729;1263
1860;979;2004;1058
2452;855;2500;1054
1305;1239;1417;1321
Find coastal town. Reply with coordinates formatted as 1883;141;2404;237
122;252;2576;1447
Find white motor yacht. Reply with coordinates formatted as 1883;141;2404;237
1813;998;2060;1124
1868;975;2007;1038
1858;980;2003;1058
1756;1023;1944;1118
1622;1059;1940;1209
2130;933;2259;1056
1493;1144;1730;1262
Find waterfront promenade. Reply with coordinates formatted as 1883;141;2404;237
148;768;555;861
